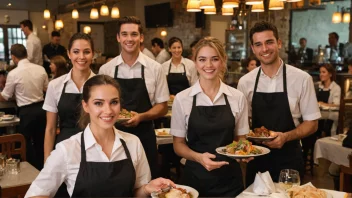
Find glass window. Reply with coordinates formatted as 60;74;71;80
0;28;4;60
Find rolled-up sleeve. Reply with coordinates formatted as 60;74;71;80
25;144;68;198
134;139;151;189
43;82;58;113
1;73;16;100
170;95;187;137
300;76;321;121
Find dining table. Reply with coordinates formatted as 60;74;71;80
314;136;352;167
320;107;339;136
0;116;20;135
0;161;39;197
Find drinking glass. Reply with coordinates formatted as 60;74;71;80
6;158;20;174
278;169;300;190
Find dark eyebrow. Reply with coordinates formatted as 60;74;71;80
110;97;119;101
93;99;104;101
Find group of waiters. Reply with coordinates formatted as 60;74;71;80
0;16;320;198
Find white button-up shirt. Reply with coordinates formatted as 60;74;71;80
171;79;249;138
237;62;321;127
99;52;170;105
142;48;155;60
317;81;341;106
26;33;43;66
43;69;95;113
25;125;151;198
1;59;48;107
155;49;170;64
162;57;198;86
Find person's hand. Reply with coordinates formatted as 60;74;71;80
122;111;141;127
145;178;176;194
197;152;229;171
263;131;287;149
236;157;254;163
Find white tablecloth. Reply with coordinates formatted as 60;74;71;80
320;109;339;136
237;183;348;198
314;137;352;167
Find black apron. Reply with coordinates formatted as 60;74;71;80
246;65;304;186
55;82;83;197
71;132;135;197
166;62;190;95
19;101;46;170
56;82;82;144
317;88;330;103
180;94;244;197
114;65;158;178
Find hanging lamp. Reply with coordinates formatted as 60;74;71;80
204;7;216;14
223;0;239;8
251;3;264;12
111;5;120;18
187;0;201;12
200;0;215;9
43;0;50;19
100;4;109;16
269;0;284;10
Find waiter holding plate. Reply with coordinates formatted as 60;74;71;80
237;21;321;185
171;37;250;197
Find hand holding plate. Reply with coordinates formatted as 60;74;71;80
122;111;140;127
263;131;287;149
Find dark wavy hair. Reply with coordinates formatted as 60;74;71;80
68;32;94;52
249;21;279;45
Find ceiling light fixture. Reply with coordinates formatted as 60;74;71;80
200;0;215;9
111;5;120;18
72;9;79;19
245;0;263;5
222;7;234;15
204;7;216;14
251;3;264;12
84;26;91;34
187;0;201;12
43;0;50;19
90;8;99;19
223;0;239;8
100;4;109;16
269;0;284;10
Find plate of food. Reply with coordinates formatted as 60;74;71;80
155;128;172;138
2;114;14;121
286;185;332;198
216;139;270;159
247;126;276;143
117;109;133;123
151;184;198;198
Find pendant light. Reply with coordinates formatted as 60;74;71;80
287;0;302;2
90;8;99;19
111;5;120;18
343;13;350;23
251;3;264;12
43;0;50;19
200;0;215;9
245;0;263;5
332;12;342;23
72;9;79;19
187;0;201;12
223;0;239;8
204;7;216;14
84;26;92;34
55;20;64;30
269;0;284;10
222;7;234;15
100;4;109;16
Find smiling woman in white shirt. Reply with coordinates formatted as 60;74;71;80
26;75;174;198
162;37;198;96
171;37;249;197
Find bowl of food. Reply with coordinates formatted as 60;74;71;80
2;114;14;121
155;128;172;137
151;185;198;198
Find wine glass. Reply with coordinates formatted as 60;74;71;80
278;169;301;190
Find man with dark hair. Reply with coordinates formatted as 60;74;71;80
151;37;170;64
42;31;67;76
297;37;314;65
0;44;48;170
99;16;170;179
327;32;345;63
238;21;321;185
20;19;43;66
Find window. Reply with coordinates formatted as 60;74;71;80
0;25;26;63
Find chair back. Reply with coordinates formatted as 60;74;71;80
0;134;26;161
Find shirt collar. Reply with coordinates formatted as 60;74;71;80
168;57;186;66
63;69;95;84
260;59;284;77
189;79;233;97
17;59;30;67
83;124;125;151
117;52;147;68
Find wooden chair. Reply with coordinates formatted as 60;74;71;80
0;134;26;161
340;152;352;192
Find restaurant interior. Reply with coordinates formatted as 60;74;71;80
0;0;352;197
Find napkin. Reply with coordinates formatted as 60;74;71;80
253;171;276;195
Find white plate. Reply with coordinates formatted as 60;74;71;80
2;115;14;121
216;145;270;159
151;184;199;198
247;135;276;143
115;117;131;124
155;128;172;138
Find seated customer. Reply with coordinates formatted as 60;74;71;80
243;55;260;73
316;64;341;137
25;75;174;197
49;55;68;80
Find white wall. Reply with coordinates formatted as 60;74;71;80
292;1;350;50
209;15;232;44
0;9;28;25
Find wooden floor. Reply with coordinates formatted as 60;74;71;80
303;159;335;190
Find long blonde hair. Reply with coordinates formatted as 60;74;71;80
194;37;227;81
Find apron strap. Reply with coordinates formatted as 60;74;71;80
141;65;145;80
168;62;172;74
224;94;230;107
61;82;68;94
168;61;187;75
254;68;261;93
80;132;87;162
192;94;197;107
254;64;287;93
114;65;119;78
120;139;133;160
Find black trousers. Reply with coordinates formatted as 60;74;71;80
19;101;46;170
